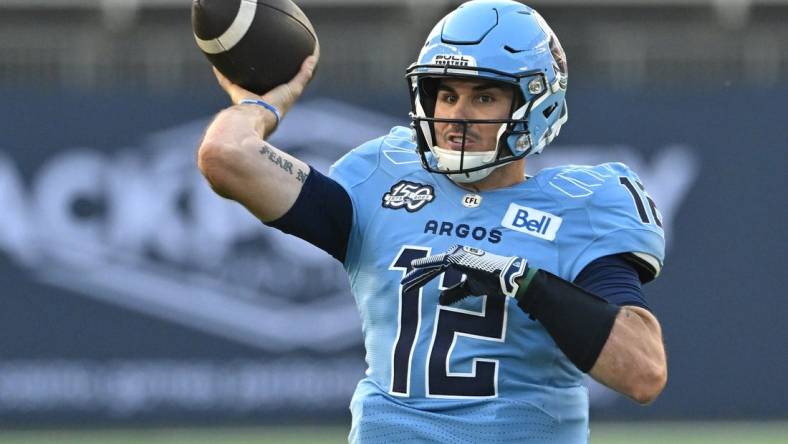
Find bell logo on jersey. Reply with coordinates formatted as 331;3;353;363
501;203;563;241
382;181;435;212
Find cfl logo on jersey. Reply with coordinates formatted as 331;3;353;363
382;181;435;212
432;54;477;68
501;203;563;241
462;194;482;208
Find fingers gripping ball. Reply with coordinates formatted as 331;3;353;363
192;0;317;95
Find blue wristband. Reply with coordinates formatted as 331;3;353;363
238;99;281;126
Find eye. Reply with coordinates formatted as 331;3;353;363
477;94;495;104
438;92;458;104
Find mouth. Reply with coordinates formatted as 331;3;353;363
443;133;478;151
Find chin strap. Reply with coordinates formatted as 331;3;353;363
431;146;501;183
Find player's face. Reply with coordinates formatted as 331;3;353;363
433;78;515;152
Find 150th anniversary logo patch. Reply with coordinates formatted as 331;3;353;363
382;181;435;212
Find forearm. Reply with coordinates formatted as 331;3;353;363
513;267;667;403
589;306;667;404
198;54;318;220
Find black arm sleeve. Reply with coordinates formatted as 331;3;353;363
266;167;353;263
512;254;651;372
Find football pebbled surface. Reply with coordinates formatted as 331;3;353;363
192;0;317;95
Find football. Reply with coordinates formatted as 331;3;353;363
192;0;317;95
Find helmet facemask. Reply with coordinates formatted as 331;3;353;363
408;68;544;184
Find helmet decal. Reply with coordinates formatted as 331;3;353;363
431;54;478;68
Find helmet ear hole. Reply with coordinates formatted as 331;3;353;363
513;89;526;110
418;77;441;118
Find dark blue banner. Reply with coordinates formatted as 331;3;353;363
0;88;784;424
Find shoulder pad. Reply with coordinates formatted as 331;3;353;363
329;132;385;189
329;126;422;190
379;126;422;169
536;162;634;202
540;163;666;282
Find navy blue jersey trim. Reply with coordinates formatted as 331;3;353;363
573;254;650;310
266;167;353;263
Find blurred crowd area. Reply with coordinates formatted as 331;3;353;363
1;0;788;93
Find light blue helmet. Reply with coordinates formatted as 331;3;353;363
407;0;568;183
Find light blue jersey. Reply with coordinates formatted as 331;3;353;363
329;127;665;443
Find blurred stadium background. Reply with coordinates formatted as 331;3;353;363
0;0;785;442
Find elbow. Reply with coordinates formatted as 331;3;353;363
630;361;667;405
197;140;241;198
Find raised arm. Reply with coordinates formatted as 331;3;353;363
197;52;319;222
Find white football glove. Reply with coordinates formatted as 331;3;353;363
401;245;528;305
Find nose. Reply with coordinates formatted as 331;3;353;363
446;97;471;121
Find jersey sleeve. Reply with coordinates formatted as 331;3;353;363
558;163;666;283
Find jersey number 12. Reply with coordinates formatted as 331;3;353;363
619;176;663;227
389;246;506;399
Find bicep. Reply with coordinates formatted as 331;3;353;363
572;254;667;401
206;135;354;262
198;105;311;221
